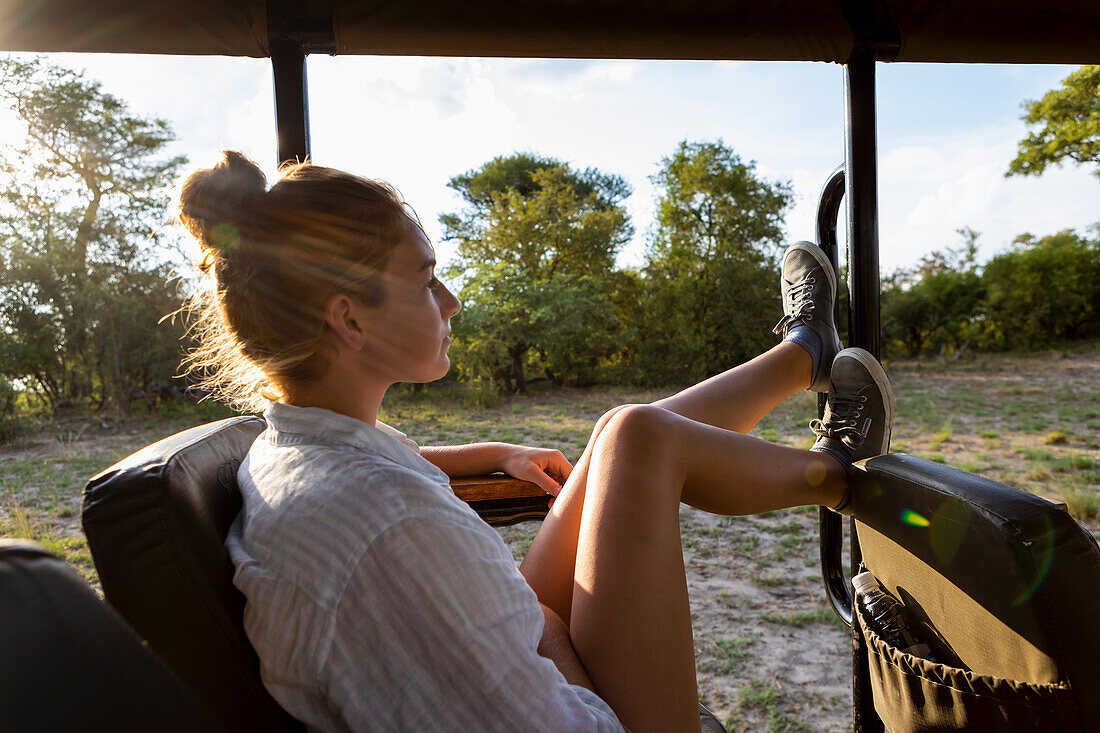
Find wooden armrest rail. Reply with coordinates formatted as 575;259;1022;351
449;475;548;502
449;475;550;527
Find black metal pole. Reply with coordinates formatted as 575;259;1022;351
844;44;884;733
844;47;881;357
270;36;310;167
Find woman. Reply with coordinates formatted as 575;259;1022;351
177;151;893;733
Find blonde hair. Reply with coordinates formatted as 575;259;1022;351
176;150;417;411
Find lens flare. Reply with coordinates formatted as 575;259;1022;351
804;459;827;486
900;509;930;527
930;500;972;565
211;222;241;253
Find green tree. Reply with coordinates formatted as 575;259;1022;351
0;57;187;410
881;229;986;357
442;156;632;390
881;270;986;357
1008;65;1100;180
981;230;1100;349
634;140;792;384
444;152;630;219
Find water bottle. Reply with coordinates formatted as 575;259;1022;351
852;571;935;661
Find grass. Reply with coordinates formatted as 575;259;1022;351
761;606;844;629
750;572;787;587
773;534;806;560
1044;430;1069;445
734;679;812;733
711;635;755;674
1;498;97;587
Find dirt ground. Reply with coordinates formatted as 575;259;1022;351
2;343;1097;731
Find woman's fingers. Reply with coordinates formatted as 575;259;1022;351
501;446;575;496
550;452;574;481
519;462;563;495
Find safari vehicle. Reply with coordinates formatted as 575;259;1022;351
1;2;1099;731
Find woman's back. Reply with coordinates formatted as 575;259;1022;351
227;402;623;732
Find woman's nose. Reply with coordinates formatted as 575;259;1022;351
440;284;461;317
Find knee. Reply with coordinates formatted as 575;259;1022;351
587;403;636;446
593;403;635;432
598;403;674;448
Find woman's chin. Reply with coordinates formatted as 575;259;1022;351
420;357;450;383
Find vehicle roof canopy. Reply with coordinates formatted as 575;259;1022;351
1;1;1098;64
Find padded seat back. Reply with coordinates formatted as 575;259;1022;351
850;453;1100;730
82;416;303;732
0;540;222;731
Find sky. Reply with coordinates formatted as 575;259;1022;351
2;52;1097;277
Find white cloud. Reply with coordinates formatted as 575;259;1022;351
878;124;1099;270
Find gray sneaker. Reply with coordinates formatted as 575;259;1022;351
699;702;727;732
811;348;894;515
811;347;894;465
772;242;842;392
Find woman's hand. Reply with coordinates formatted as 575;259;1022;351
498;445;573;496
420;442;573;497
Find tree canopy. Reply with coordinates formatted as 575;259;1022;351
1008;65;1100;180
631;140;792;384
0;57;187;410
881;228;1100;356
441;154;632;391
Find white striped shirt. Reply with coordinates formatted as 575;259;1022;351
225;401;624;732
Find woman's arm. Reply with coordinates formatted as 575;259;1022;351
537;603;596;692
421;443;573;495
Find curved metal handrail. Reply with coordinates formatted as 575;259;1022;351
814;164;853;627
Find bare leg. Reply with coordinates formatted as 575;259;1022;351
521;340;815;621
518;340;841;730
654;340;812;433
521;405;628;622
568;405;844;732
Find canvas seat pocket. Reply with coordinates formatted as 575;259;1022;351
857;603;1078;732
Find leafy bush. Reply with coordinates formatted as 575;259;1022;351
883;229;1100;356
882;270;985;356
981;231;1100;349
629;140;790;384
0;379;29;444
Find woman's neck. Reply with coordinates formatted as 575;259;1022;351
283;362;389;425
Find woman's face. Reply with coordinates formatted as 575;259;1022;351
355;224;461;385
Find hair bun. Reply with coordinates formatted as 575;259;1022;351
178;150;267;263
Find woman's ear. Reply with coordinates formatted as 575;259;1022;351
324;293;367;351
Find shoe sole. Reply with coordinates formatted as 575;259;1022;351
786;241;841;392
837;346;895;454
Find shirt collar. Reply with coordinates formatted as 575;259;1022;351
262;401;437;477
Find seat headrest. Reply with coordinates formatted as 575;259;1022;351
83;416;303;732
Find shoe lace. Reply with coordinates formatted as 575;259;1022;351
771;272;817;336
810;390;869;449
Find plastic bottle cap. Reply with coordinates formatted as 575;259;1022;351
851;571;880;596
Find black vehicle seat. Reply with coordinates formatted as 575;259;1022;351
0;539;223;731
82;416;302;732
849;453;1100;731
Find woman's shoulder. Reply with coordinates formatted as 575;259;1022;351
243;436;473;536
